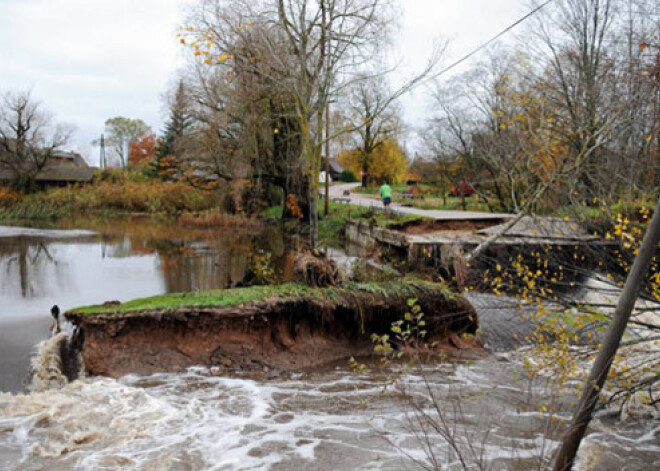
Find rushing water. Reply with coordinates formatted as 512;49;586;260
1;219;660;470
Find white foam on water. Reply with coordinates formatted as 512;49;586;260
1;359;659;470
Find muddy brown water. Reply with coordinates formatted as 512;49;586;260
0;217;659;470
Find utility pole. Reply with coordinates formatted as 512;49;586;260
99;134;107;169
554;195;660;470
324;101;331;216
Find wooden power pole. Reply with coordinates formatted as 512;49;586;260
554;195;660;470
324;101;330;216
99;134;107;169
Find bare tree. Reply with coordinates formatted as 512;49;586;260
0;91;73;191
183;0;440;245
528;0;619;200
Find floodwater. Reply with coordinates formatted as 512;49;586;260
0;218;659;470
0;217;294;393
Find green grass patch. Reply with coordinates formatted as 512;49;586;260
402;196;491;212
67;280;451;316
554;197;656;235
261;204;283;221
352;185;495;212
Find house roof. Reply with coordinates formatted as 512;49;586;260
51;151;80;160
329;159;344;173
0;148;93;183
0;166;94;183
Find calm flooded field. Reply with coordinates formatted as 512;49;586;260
0;217;659;470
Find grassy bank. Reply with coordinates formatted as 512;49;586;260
66;280;453;316
0;178;222;222
263;200;426;245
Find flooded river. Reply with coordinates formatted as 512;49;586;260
0;217;294;393
0;218;659;470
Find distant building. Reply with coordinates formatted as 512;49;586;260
319;159;345;184
0;150;95;186
328;159;344;181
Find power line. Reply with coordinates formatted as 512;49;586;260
432;0;555;80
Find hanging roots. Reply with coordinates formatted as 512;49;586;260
295;250;339;287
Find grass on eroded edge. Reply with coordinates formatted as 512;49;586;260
66;281;451;316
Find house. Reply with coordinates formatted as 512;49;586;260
0;149;95;186
326;158;345;181
319;158;345;184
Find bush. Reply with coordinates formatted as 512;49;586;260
339;170;357;183
0;186;22;207
0;180;223;221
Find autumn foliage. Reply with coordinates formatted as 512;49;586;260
128;134;158;166
0;185;22;207
286;194;304;219
338;138;408;185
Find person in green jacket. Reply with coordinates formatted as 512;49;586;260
379;181;393;208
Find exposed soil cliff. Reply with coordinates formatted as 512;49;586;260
65;282;480;378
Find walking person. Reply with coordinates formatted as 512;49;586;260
379;181;393;210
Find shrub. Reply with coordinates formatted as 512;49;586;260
339;170;357;183
0;179;223;221
0;186;22;207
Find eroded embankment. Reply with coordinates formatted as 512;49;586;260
65;282;479;378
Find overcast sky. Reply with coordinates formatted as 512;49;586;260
0;0;523;164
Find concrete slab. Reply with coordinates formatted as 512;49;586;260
477;216;597;241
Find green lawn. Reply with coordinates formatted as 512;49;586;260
68;283;319;315
318;201;424;243
401;196;492;212
352;185;494;212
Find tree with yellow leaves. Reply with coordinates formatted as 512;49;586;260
338;138;408;185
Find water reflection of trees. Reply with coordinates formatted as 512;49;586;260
158;238;251;292
156;226;293;292
94;223;292;292
0;238;60;298
3;217;296;297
